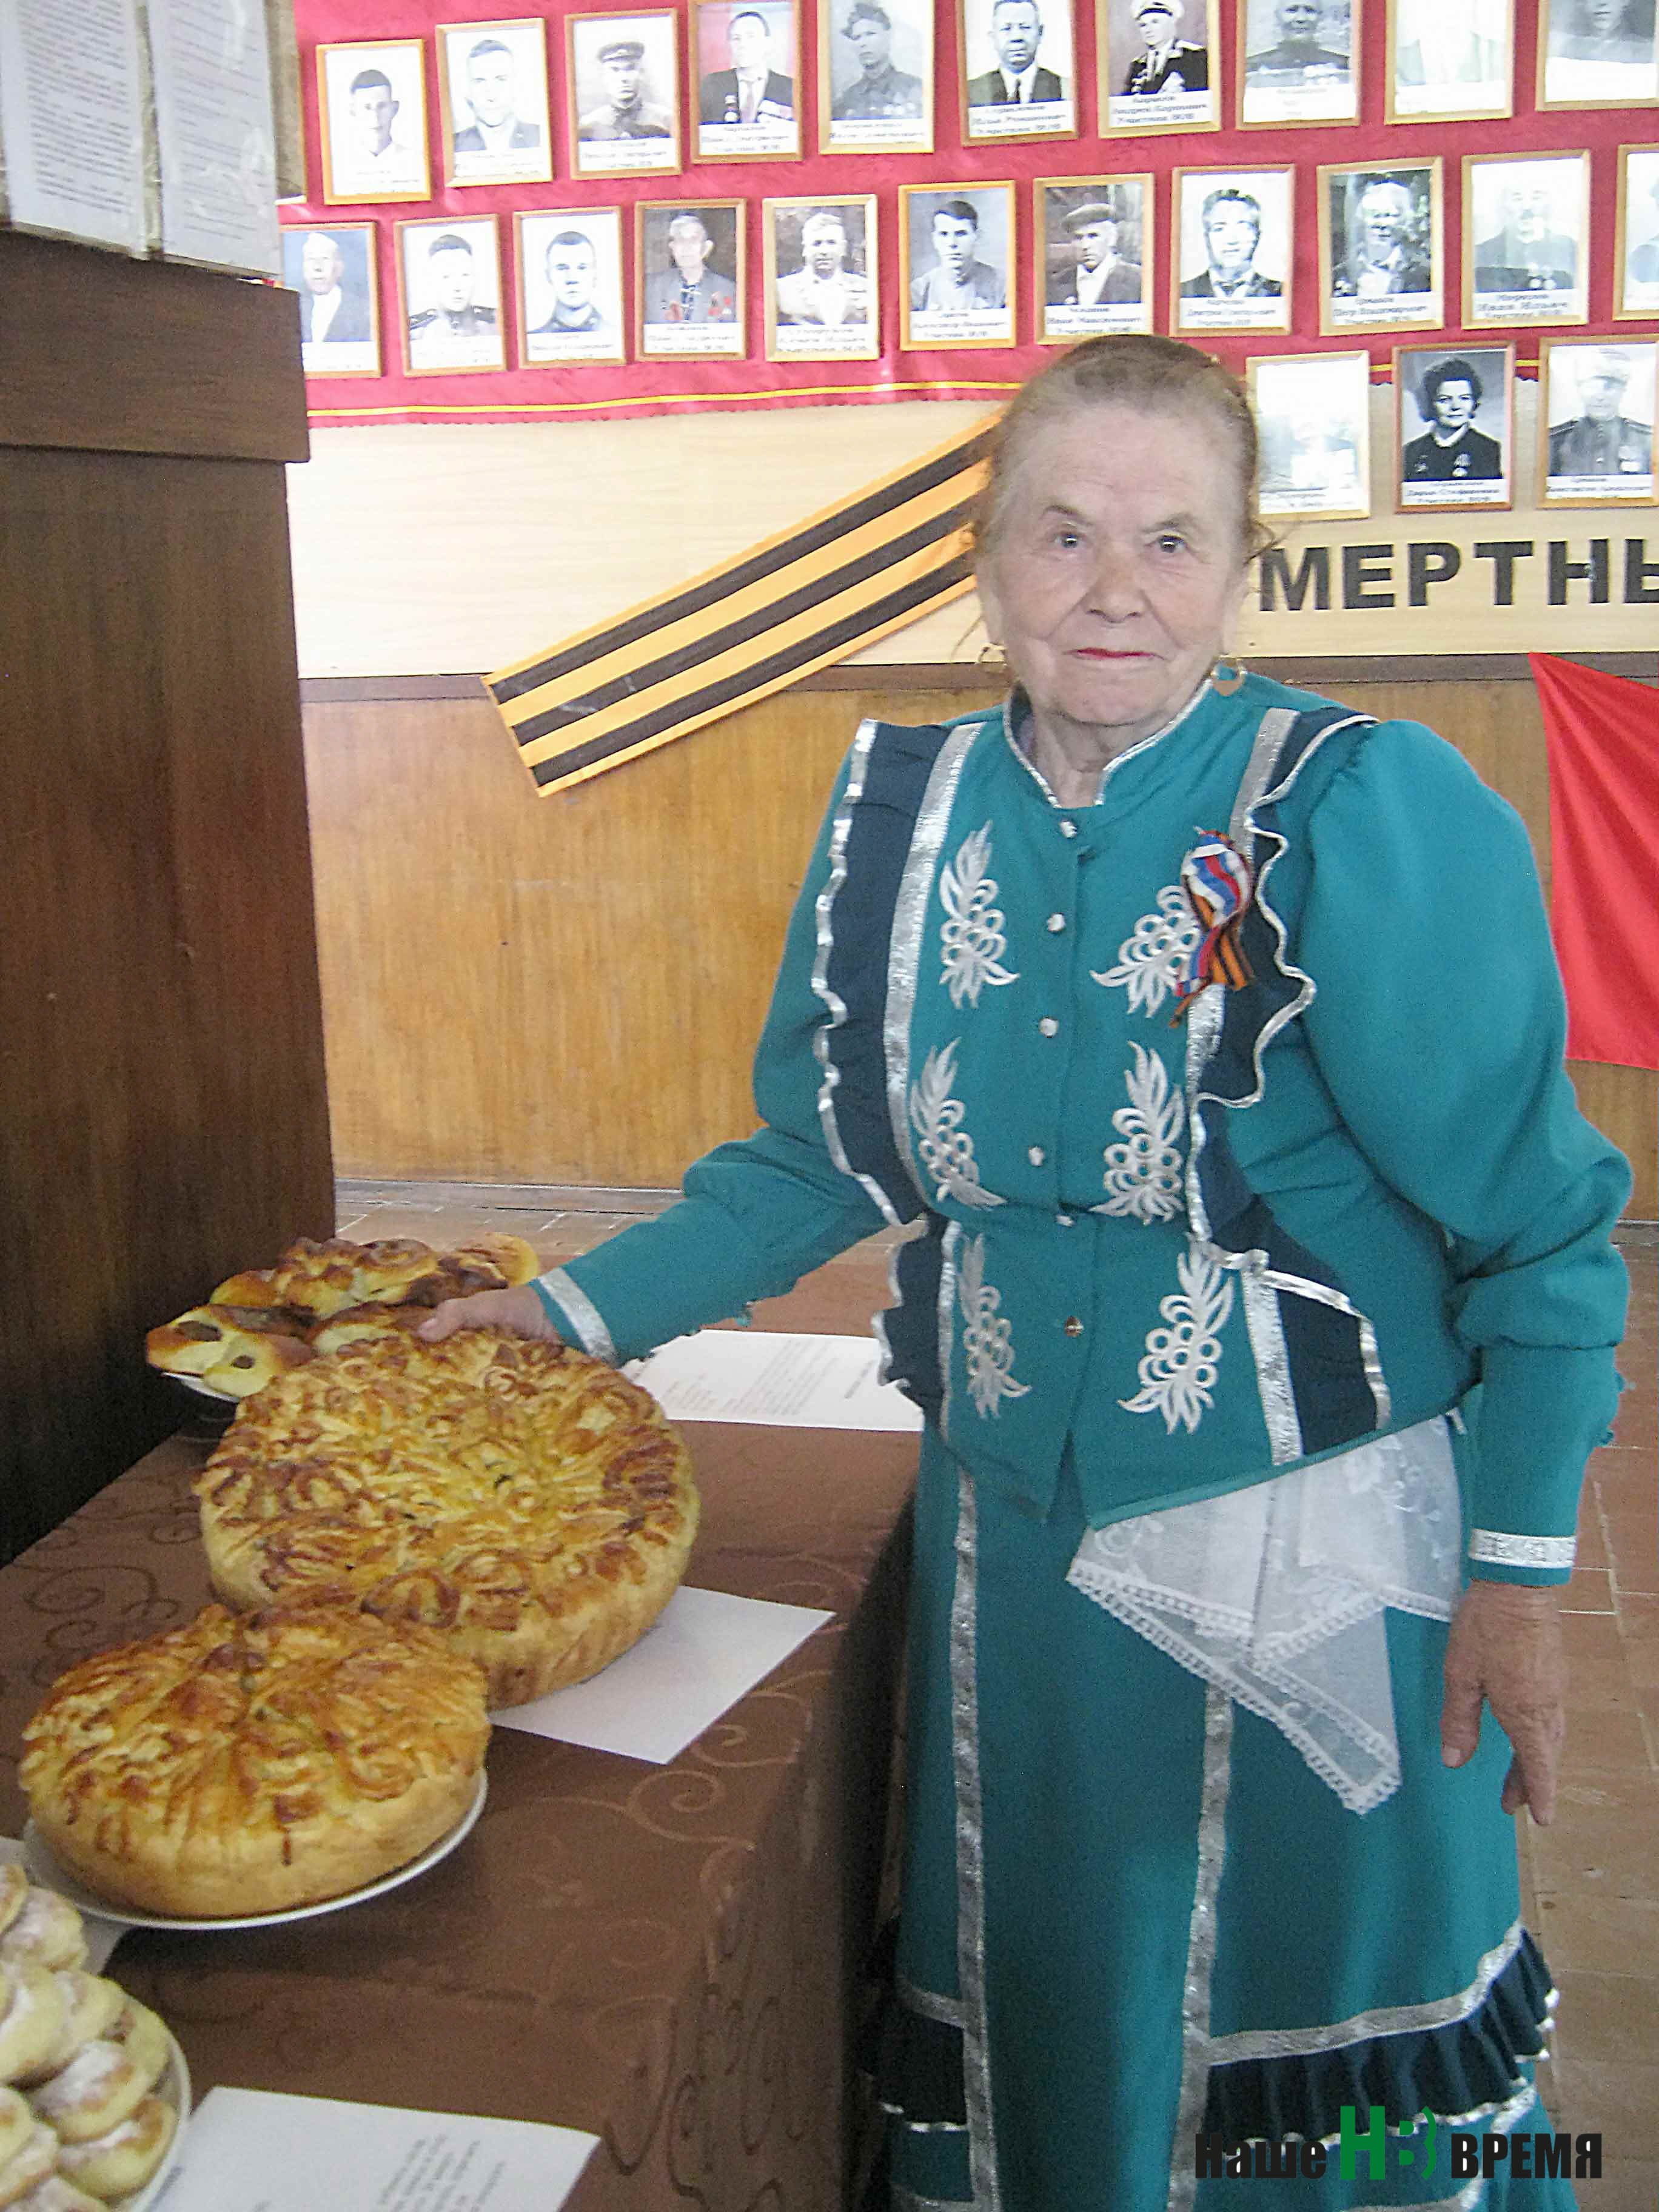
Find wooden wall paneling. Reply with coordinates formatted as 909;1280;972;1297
0;448;332;1558
302;676;1654;1216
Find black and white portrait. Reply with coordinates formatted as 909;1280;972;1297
962;0;1076;140
1251;350;1371;518
284;223;380;377
1540;0;1658;105
1173;167;1293;332
1102;0;1220;132
569;13;680;176
765;197;879;360
819;0;932;152
1617;146;1659;317
694;0;800;159
1541;341;1657;504
1036;177;1151;341
1387;0;1513;119
1466;152;1589;327
517;209;625;365
318;39;430;204
1321;161;1441;333
438;20;552;187
900;183;1016;349
397;215;506;376
638;202;746;357
1240;0;1357;124
1395;344;1512;509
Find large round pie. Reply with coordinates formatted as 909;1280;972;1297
192;1330;700;1706
20;1605;489;1918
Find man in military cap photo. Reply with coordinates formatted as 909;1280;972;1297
578;35;674;138
832;1;925;118
1048;197;1142;306
408;232;498;365
1122;0;1210;93
1547;350;1655;481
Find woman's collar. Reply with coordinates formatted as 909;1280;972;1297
1000;678;1219;807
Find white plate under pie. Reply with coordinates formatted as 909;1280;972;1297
21;1772;488;1932
167;1372;238;1404
119;2033;192;2212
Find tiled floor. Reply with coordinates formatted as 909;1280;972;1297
341;1184;1658;2205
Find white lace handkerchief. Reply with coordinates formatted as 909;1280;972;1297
1066;1415;1463;1813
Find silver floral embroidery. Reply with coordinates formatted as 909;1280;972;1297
909;1042;1005;1211
1092;885;1201;1016
1121;1247;1235;1435
939;823;1018;1009
959;1235;1030;1418
1099;1044;1185;1222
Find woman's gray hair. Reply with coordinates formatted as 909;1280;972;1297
973;334;1272;568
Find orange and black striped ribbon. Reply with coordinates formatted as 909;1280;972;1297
486;420;994;796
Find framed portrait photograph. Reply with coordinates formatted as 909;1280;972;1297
1395;343;1513;509
1539;338;1658;506
638;201;746;357
318;39;431;205
1318;159;1441;333
763;196;879;361
396;215;506;375
568;13;681;176
1538;0;1658;109
1385;0;1513;120
961;0;1076;142
1616;144;1659;316
819;0;933;154
1035;175;1153;342
515;208;626;366
1250;351;1372;520
899;182;1016;349
1239;0;1359;127
1172;166;1293;333
1102;0;1220;131
437;19;552;186
1464;152;1589;328
283;222;381;377
692;0;801;161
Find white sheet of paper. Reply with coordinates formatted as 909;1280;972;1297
625;1330;922;1431
0;1835;123;1970
152;2086;596;2211
147;0;281;274
490;1585;832;1764
0;0;147;253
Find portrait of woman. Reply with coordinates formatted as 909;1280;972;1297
418;331;1627;2209
1319;159;1442;332
1395;343;1513;508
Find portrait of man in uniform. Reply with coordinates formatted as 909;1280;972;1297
820;0;931;147
1102;0;1218;129
1122;0;1210;92
699;6;795;120
1389;0;1512;117
766;198;880;358
1467;154;1587;323
440;21;552;186
834;1;925;114
775;207;871;322
581;37;672;137
569;15;680;173
900;185;1015;345
1241;0;1356;121
399;218;506;374
640;204;745;354
1543;344;1657;498
1397;349;1510;505
1322;163;1441;330
519;209;625;363
320;41;430;203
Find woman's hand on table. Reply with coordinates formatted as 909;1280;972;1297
1440;1581;1567;1825
417;1287;563;1344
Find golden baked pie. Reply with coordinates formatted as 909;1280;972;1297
193;1331;699;1705
20;1607;489;1919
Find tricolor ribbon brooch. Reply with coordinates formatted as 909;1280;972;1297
1171;832;1255;1021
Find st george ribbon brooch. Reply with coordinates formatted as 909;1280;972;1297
1171;832;1255;1020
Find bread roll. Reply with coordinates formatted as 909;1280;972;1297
306;1302;429;1356
0;2121;56;2211
208;1269;283;1309
0;1900;83;1977
0;1971;69;2090
53;2098;175;2201
35;1983;122;2083
28;2041;150;2144
444;1233;540;1288
8;2176;104;2212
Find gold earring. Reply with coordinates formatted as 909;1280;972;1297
1211;654;1247;695
977;643;1010;674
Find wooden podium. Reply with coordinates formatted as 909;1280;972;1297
0;232;333;1559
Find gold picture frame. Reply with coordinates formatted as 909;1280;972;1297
435;19;554;188
1614;142;1659;317
1394;341;1515;512
817;0;933;155
1537;335;1658;509
515;207;628;368
1033;174;1155;344
1237;0;1361;130
283;220;383;378
898;180;1017;351
1384;0;1513;124
1099;0;1221;135
318;38;432;206
1248;349;1373;523
395;215;508;377
1171;164;1295;337
1463;150;1589;330
763;195;880;361
1537;0;1659;113
637;199;748;358
690;0;803;163
960;0;1078;147
567;12;683;178
1317;157;1443;336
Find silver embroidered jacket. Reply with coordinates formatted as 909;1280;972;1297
537;680;1629;1585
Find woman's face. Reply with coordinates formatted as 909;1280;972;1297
980;403;1246;754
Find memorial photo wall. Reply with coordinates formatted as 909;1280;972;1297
283;0;1655;441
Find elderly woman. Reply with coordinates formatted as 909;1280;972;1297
424;336;1627;2208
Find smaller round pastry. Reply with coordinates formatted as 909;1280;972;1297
0;1971;69;2090
444;1232;540;1288
53;2098;175;2202
35;1982;124;2083
28;2038;151;2145
208;1269;284;1309
306;1302;430;1356
21;1606;489;1918
10;2176;104;2212
0;1899;83;1978
0;2093;30;2173
0;2119;56;2211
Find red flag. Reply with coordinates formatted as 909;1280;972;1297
1531;654;1659;1071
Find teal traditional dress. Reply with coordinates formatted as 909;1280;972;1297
532;677;1629;2211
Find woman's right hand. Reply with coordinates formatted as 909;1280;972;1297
416;1287;562;1344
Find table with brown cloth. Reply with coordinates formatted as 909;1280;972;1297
0;1273;917;2212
